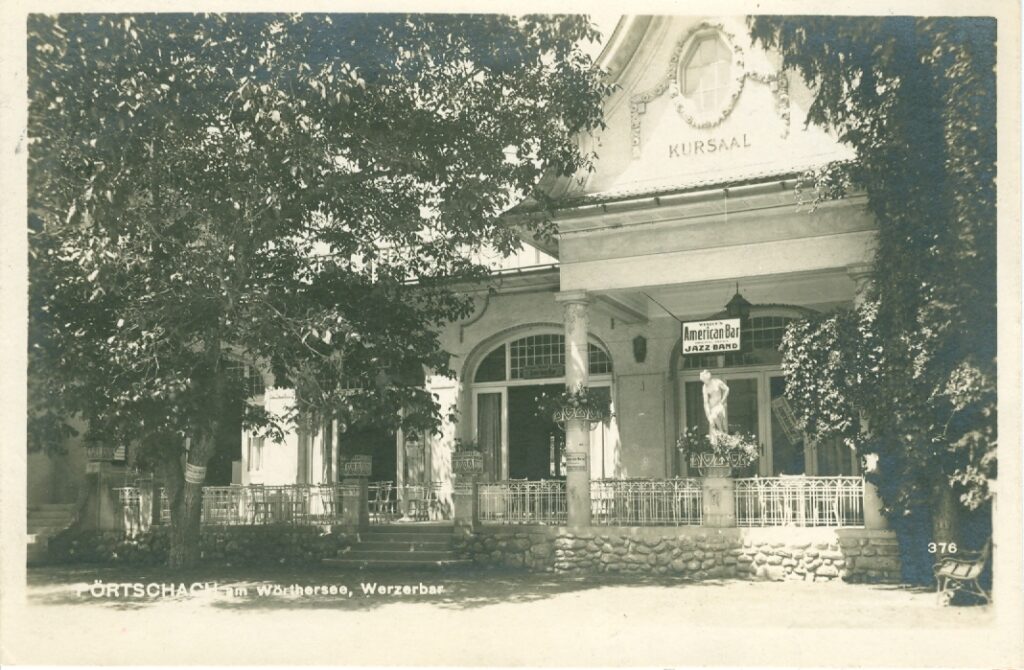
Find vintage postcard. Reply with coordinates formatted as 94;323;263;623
1;0;1021;667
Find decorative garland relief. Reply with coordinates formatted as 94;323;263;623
629;21;791;159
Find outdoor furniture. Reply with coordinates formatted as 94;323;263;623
778;474;807;526
312;484;341;523
248;484;271;524
404;483;439;521
369;481;396;523
933;539;991;605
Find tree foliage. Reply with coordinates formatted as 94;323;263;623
752;18;997;530
28;13;612;565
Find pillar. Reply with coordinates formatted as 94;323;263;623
453;477;478;529
556;290;591;528
847;263;889;530
81;459;126;531
341;478;369;529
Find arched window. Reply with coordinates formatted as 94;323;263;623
474;333;613;383
680;34;732;113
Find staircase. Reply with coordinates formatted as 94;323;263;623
323;523;470;569
27;503;77;565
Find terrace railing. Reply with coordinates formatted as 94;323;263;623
478;480;567;525
591;478;703;526
118;484;346;528
733;476;865;527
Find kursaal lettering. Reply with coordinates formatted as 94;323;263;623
668;133;751;158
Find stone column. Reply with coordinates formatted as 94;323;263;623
556;291;591;528
847;263;889;530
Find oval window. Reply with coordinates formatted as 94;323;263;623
680;34;732;114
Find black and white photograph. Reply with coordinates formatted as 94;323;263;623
1;2;1020;667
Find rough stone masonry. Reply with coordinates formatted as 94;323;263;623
454;526;901;583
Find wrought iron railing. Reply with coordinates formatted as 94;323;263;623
115;482;452;528
114;487;145;536
478;480;567;525
591;478;703;526
733;476;865;527
118;484;345;527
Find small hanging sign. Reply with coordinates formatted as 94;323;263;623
565;452;588;471
184;463;207;484
681;318;741;355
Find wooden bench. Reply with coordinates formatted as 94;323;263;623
933;539;991;605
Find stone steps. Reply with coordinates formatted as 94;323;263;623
26;504;77;566
323;523;465;569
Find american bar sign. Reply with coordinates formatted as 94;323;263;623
681;318;742;355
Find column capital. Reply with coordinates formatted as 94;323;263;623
555;290;589;306
846;263;874;283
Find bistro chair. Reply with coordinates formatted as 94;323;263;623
248;484;272;524
369;481;394;523
404;484;432;521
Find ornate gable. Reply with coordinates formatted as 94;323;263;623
566;16;854;202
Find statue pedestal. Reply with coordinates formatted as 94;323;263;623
701;477;736;528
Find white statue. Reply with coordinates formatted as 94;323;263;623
700;369;729;438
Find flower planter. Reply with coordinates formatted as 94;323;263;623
86;446;117;462
689;453;736;477
452;451;484;476
340;455;373;478
553;406;607;424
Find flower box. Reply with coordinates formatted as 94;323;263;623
552;406;607;424
452;451;484;476
688;453;741;477
340;455;373;478
85;446;117;462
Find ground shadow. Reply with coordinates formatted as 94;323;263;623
27;563;734;612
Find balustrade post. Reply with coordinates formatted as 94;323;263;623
81;448;125;531
452;477;479;529
340;455;372;529
701;476;737;528
556;291;592;528
340;479;368;528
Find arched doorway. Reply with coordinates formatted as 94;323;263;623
470;330;615;481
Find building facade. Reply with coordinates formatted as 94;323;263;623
35;18;892;563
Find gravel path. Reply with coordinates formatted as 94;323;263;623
4;564;1000;666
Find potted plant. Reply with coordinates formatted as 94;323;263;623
676;428;760;477
539;384;612;425
451;439;484;477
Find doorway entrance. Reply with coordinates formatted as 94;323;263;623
508;384;565;480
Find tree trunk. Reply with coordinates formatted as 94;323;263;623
162;435;216;569
168;478;204;568
932;480;961;556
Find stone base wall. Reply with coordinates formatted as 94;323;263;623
46;525;353;566
455;526;901;583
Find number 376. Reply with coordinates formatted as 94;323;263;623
928;542;957;553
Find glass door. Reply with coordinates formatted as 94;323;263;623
474;390;505;481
